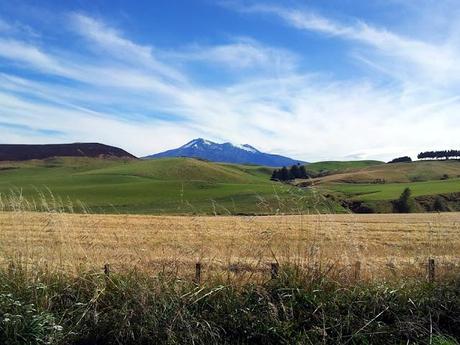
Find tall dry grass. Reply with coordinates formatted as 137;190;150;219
0;189;459;283
1;190;460;344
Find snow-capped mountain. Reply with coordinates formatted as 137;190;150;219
144;138;305;167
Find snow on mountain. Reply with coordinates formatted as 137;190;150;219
234;144;258;153
182;138;213;149
144;138;305;167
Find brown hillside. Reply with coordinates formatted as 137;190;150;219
0;143;137;161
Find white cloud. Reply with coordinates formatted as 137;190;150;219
0;17;40;38
0;39;59;71
0;9;459;161
169;37;297;72
235;4;460;87
0;91;197;155
70;13;186;83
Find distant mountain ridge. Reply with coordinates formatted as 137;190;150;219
0;143;137;161
144;138;305;167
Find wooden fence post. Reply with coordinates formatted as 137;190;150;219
354;261;361;281
428;258;435;283
271;263;279;280
195;262;202;284
104;263;110;277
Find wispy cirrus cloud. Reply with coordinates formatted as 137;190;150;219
0;16;39;38
228;2;460;86
0;38;59;72
166;37;298;73
70;13;187;83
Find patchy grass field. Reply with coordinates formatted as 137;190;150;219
1;211;459;281
296;161;460;211
311;160;460;184
305;160;384;176
324;178;460;201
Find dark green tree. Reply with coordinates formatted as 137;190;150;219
418;149;460;160
394;187;414;213
280;166;291;181
299;165;308;178
272;164;308;181
290;164;300;179
271;169;280;181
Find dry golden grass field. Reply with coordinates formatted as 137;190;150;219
1;211;459;282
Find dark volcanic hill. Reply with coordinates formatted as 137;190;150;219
0;143;137;161
144;138;305;167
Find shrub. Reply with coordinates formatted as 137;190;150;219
433;196;449;212
394;188;415;213
388;156;412;163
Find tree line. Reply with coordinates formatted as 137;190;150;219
417;150;460;160
271;164;308;181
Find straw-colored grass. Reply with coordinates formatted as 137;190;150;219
1;209;459;282
1;196;460;344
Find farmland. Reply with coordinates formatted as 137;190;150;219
1;157;460;216
295;160;460;212
1;194;460;344
1;211;459;280
309;160;460;184
324;178;460;201
1;157;460;342
304;160;384;176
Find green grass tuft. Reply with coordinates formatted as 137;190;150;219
1;264;460;344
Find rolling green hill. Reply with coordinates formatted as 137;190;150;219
327;178;460;201
310;160;460;184
3;157;457;214
305;160;384;177
79;158;270;183
0;157;337;215
303;160;460;212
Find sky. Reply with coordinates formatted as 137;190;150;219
0;0;459;161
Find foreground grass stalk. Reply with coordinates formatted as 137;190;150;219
1;264;460;345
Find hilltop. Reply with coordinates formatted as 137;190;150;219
145;138;304;167
0;143;137;161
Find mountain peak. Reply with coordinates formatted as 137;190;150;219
240;144;259;153
145;138;305;167
181;138;215;149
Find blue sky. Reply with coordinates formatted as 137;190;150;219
0;0;459;161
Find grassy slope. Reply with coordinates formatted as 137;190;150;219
311;161;460;202
305;160;384;175
5;157;456;214
314;161;460;184
327;178;460;201
0;157;333;214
